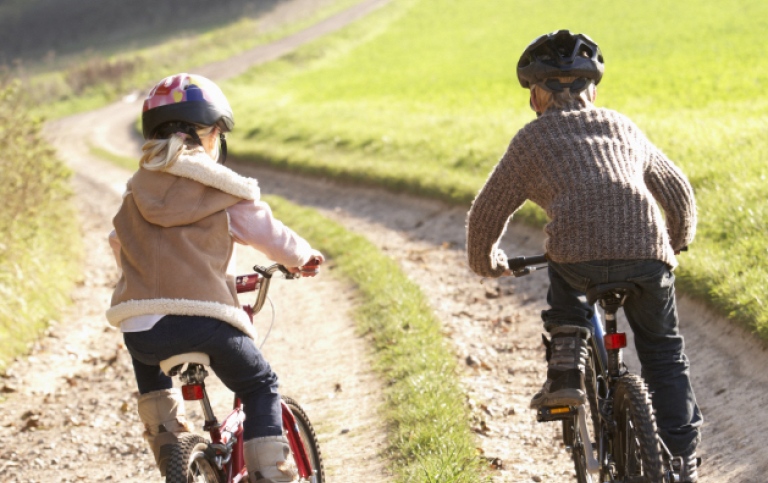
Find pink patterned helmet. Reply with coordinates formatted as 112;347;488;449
141;73;234;139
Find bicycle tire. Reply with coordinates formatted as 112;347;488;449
563;414;594;483
283;396;326;483
564;349;600;483
611;375;664;482
164;433;223;483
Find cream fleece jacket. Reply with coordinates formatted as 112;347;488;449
107;150;313;338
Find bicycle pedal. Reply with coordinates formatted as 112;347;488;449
536;406;577;422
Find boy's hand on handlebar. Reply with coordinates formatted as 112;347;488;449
495;249;512;276
673;245;689;256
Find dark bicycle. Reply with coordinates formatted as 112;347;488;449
508;254;688;483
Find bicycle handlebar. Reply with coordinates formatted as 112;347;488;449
506;254;549;277
236;259;321;316
507;254;548;271
506;247;687;277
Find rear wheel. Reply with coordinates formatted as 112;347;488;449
611;375;664;482
165;433;222;483
283;396;325;483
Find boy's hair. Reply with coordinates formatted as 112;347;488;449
531;76;596;112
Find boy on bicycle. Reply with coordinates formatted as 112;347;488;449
466;30;701;482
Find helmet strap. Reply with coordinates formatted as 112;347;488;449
543;78;589;93
529;92;543;117
218;133;228;165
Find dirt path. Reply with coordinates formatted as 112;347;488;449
4;0;768;481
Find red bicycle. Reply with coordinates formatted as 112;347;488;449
158;263;325;483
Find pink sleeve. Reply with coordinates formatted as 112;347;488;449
227;200;313;267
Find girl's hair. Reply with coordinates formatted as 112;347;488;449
140;124;218;171
531;76;596;112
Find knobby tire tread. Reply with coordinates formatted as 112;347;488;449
283;396;326;483
612;375;664;482
165;433;221;483
568;349;600;483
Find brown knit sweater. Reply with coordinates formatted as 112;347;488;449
466;104;696;278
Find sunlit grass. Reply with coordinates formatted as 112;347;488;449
0;82;82;371
225;0;768;337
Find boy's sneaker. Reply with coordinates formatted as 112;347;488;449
530;325;590;409
673;452;699;483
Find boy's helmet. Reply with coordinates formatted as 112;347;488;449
141;73;234;139
517;30;604;90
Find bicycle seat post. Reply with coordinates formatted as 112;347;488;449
600;293;624;377
587;283;638;378
179;364;219;432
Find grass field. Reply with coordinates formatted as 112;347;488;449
224;0;768;338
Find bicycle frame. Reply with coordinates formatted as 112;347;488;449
509;255;675;481
165;263;316;482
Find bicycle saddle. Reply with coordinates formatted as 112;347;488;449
159;352;211;376
586;282;641;306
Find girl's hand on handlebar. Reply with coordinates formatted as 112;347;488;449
288;250;325;277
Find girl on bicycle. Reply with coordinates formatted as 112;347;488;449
465;31;701;482
107;73;323;483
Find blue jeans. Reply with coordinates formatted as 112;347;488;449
123;315;282;440
543;259;702;456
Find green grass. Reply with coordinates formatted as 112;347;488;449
223;0;768;338
266;195;484;482
0;81;82;371
88;144;137;171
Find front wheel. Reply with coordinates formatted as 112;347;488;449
165;433;222;483
563;347;600;483
563;414;595;483
283;396;325;483
611;375;664;482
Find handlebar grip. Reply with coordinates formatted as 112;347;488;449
507;254;548;270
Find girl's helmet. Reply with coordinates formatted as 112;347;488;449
141;73;234;140
516;30;604;91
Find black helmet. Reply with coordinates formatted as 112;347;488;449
141;73;234;140
517;30;604;90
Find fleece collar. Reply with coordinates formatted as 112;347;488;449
165;150;260;201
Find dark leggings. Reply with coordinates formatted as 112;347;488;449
124;315;282;440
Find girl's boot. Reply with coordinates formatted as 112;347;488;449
137;388;191;476
244;435;297;482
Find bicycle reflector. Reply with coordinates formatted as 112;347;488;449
181;384;205;401
604;332;627;350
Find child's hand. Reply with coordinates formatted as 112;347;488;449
289;250;325;277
